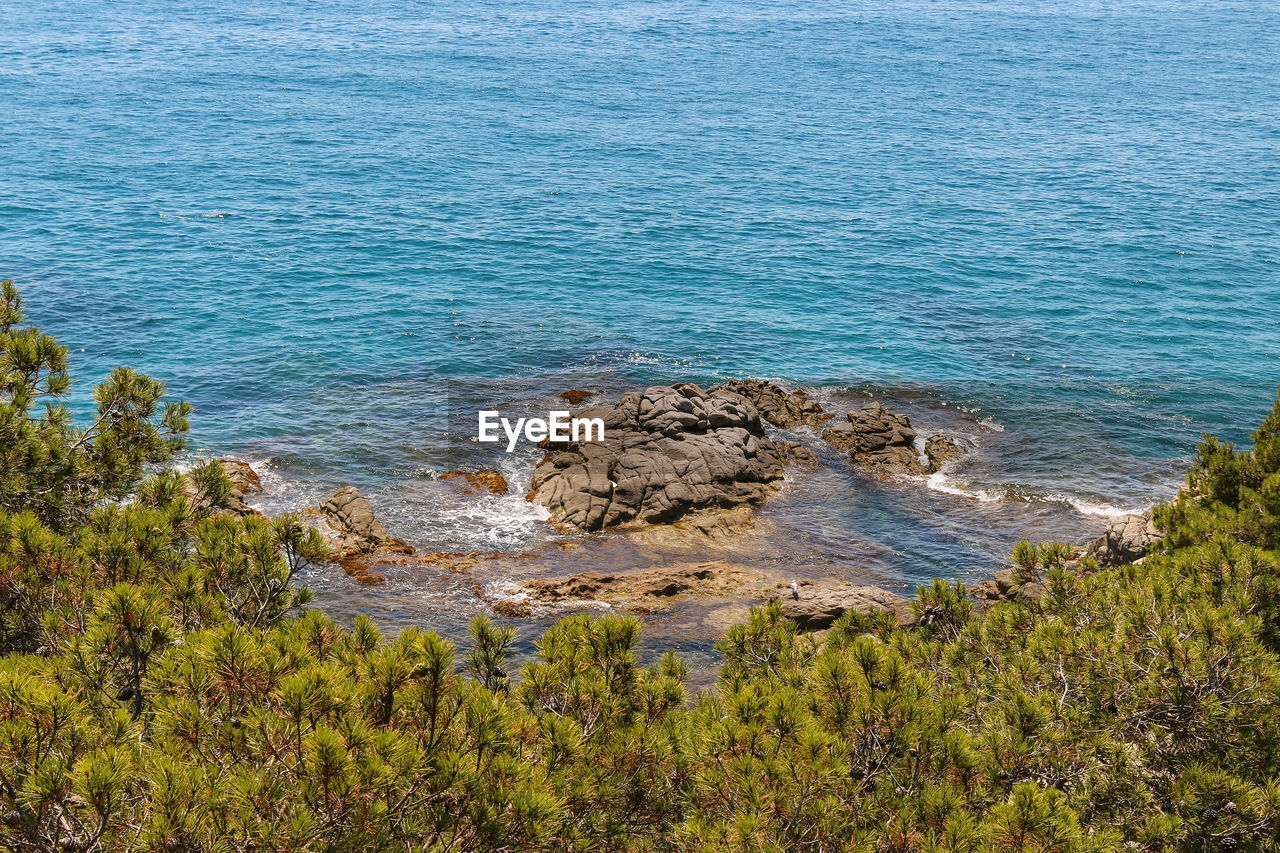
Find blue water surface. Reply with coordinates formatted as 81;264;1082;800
3;0;1279;622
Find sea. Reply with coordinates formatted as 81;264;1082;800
3;0;1278;657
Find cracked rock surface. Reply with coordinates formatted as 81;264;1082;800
1086;510;1161;566
527;383;810;531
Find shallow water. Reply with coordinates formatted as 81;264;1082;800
3;0;1279;651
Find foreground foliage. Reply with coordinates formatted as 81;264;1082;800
4;280;1280;851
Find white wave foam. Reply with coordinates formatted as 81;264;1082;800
926;472;1152;518
925;471;1005;503
1048;494;1151;518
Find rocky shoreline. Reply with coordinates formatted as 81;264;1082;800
214;378;1166;635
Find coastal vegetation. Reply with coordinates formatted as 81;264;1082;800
4;278;1280;851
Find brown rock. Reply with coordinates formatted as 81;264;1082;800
711;378;832;428
441;469;509;496
218;458;263;495
321;487;390;551
1013;581;1048;604
183;458;263;517
778;441;820;469
972;580;1002;601
560;389;594;405
337;557;386;586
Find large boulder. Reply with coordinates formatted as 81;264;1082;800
767;579;914;630
527;383;808;532
711;378;832;429
320;486;391;554
1086;511;1161;566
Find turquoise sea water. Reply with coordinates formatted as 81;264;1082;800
3;0;1279;633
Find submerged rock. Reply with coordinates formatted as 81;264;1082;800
711;378;832;429
440;468;509;496
767;579;914;630
527;383;809;532
559;389;594;405
1085;510;1161;566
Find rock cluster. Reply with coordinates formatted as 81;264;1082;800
304;486;415;584
767;579;915;630
822;402;958;475
711;378;832;429
440;468;509;496
527;383;810;531
1085;511;1161;566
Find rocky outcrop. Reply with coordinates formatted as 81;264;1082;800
527;383;810;532
319;487;393;554
303;486;415;585
823;402;926;474
1085;510;1161;567
822;402;960;476
441;469;509;496
767;579;914;630
711;378;832;429
924;435;961;472
219;459;262;498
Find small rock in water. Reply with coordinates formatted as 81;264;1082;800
303;486;415;585
823;401;962;476
183;458;264;518
924;435;962;472
559;389;594;405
